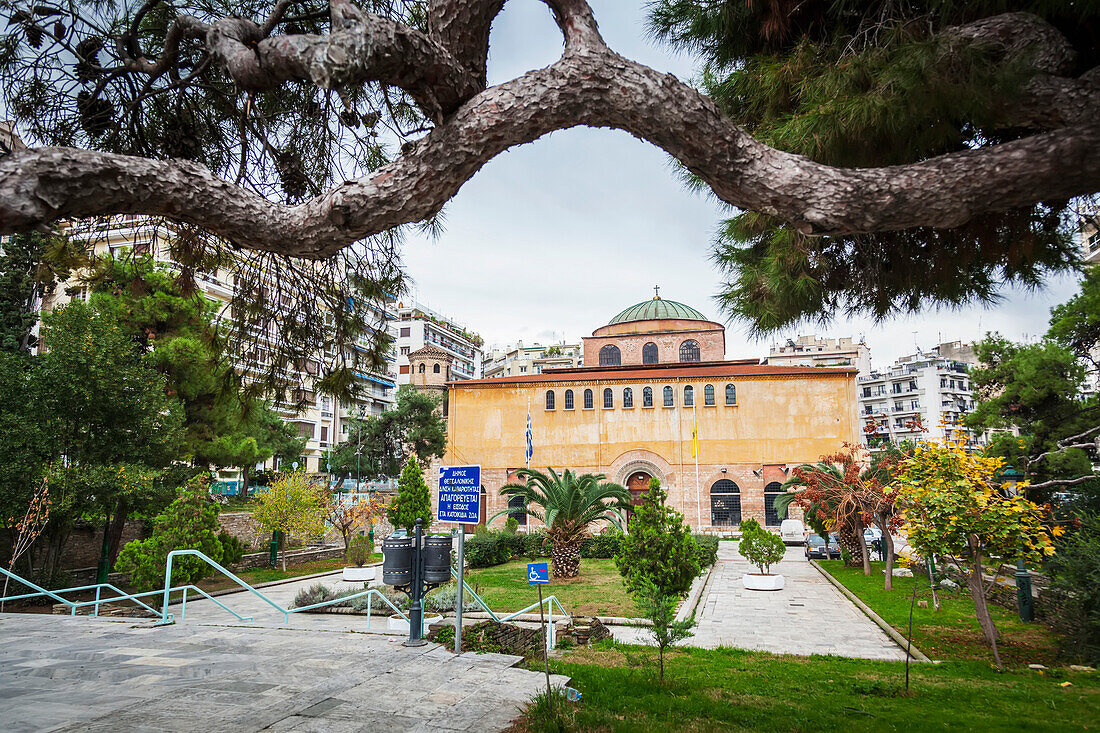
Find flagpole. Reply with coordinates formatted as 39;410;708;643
693;401;701;529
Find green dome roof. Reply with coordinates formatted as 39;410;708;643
608;298;709;325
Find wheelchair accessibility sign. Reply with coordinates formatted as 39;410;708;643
527;562;549;585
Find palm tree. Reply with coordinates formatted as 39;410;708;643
494;468;631;578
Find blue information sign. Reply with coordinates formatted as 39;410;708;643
437;465;482;523
527;562;549;585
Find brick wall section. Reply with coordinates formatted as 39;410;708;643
583;325;725;367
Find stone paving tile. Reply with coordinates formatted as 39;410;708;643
612;542;908;661
0;613;569;732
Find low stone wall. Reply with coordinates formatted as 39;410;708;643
235;544;345;570
428;620;545;656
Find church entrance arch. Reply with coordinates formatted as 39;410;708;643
624;470;651;525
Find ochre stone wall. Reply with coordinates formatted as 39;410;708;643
442;370;856;531
583;324;725;366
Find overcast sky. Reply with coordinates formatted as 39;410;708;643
398;1;1081;369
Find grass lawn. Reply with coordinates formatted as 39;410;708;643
516;642;1100;732
465;558;637;617
817;560;1062;667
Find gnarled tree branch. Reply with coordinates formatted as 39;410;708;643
2;3;1098;258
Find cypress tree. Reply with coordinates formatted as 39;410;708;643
388;455;433;533
615;478;702;598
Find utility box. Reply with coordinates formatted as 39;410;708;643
382;535;412;586
422;535;453;584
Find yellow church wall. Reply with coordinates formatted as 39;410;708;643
441;370;858;530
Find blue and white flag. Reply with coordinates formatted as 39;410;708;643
525;408;533;467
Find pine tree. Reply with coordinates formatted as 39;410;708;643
614;478;702;598
388;455;433;534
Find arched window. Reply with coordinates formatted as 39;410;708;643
508;494;527;527
564;389;574;410
433;363;440;373
418;363;426;373
643;386;653;407
704;384;715;406
684;385;694;406
710;480;741;527
679;339;701;362
663;386;674;407
599;345;621;366
764;482;783;526
725;383;737;405
623;387;633;408
583;388;593;409
545;390;555;410
603;388;613;409
642;342;659;365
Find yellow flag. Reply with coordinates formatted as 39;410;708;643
692;402;699;458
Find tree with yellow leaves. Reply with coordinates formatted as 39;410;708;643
889;439;1060;669
325;488;387;555
253;470;326;571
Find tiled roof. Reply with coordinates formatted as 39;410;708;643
409;344;452;360
607;298;710;325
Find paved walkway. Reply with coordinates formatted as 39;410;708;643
613;543;907;660
0;613;568;732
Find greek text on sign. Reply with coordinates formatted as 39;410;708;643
437;465;482;523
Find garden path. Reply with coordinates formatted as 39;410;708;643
612;543;909;660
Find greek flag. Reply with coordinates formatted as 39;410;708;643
525;409;533;467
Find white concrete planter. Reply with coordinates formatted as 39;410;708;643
387;613;443;633
743;573;785;591
342;566;376;582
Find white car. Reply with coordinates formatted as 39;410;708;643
780;519;805;545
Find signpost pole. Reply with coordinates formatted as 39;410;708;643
538;583;552;717
454;526;465;654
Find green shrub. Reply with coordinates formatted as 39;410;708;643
424;583;481;613
692;534;719;567
740;526;786;574
740;518;763;536
464;531;512;568
523;531;548;557
504;516;519;534
582;529;624;558
218;531;246;566
347;534;373;567
1048;511;1100;664
615;478;701;598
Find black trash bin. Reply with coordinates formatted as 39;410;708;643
422;534;453;584
382;535;413;586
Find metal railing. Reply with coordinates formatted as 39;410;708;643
159;550;409;629
450;567;571;648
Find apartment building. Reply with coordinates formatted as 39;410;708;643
857;341;982;450
46;216;398;480
482;340;582;378
395;302;483;382
767;335;870;375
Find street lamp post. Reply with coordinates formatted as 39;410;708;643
1002;466;1034;622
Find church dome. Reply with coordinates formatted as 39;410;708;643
608;297;709;326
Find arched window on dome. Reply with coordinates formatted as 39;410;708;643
725;384;737;405
418;363;426;373
679;339;701;363
642;342;659;365
704;384;715;405
663;386;674;407
599;344;621;366
642;386;653;407
564;389;574;410
545;390;555;410
623;387;633;408
603;388;613;409
583;389;594;409
684;385;694;406
433;363;440;373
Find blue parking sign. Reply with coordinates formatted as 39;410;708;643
527;562;549;585
437;465;482;523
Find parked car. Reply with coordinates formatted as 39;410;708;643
804;533;841;560
780;519;805;545
863;527;883;547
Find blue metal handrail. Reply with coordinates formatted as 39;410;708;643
0;567;79;615
159;549;410;627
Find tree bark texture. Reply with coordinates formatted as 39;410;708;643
837;523;864;568
107;496;130;570
1;3;1097;256
875;513;896;591
966;537;1004;670
550;538;581;579
853;515;872;576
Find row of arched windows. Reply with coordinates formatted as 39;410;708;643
545;384;737;410
709;480;783;527
598;339;702;367
417;363;442;373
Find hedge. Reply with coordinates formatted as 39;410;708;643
462;529;719;571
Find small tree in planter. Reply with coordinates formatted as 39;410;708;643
343;534;375;581
739;519;787;590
